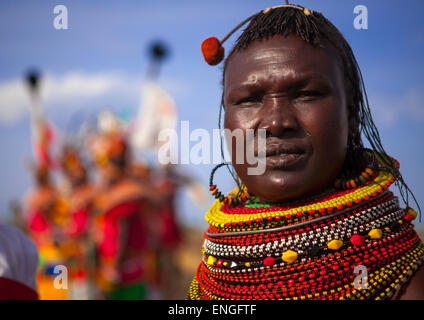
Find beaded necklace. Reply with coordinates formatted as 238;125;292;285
187;168;423;300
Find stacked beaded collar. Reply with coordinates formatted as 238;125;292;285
187;166;423;300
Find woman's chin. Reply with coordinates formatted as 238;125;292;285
245;172;332;204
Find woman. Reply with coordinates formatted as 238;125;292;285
60;145;97;299
91;131;159;299
188;5;424;300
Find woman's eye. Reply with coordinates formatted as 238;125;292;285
297;90;322;99
235;96;262;105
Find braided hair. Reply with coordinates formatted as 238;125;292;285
218;5;420;216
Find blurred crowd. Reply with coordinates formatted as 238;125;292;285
13;112;200;300
0;42;208;300
10;114;184;299
2;43;208;299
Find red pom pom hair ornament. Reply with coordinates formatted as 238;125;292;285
200;4;312;66
201;13;256;65
201;37;224;65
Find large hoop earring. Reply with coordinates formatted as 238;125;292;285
209;162;250;207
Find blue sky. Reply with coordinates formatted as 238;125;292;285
0;0;423;228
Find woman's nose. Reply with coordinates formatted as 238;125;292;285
258;96;300;137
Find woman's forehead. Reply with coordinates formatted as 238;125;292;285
224;34;342;89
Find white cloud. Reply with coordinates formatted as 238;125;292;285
0;71;140;125
0;71;192;126
367;87;424;127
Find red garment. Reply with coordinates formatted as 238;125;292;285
99;200;145;259
28;211;49;233
99;200;146;284
158;207;181;249
0;277;38;300
67;207;89;237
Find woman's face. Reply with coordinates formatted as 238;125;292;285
224;34;349;202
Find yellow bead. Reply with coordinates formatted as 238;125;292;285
282;250;298;264
368;228;383;239
407;207;418;219
327;239;343;250
245;262;251;267
207;256;217;265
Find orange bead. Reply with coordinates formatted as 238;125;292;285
365;168;373;175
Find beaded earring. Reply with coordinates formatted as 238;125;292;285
334;145;378;190
209;163;250;207
334;167;375;190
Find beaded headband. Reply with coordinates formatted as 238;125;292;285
201;4;312;65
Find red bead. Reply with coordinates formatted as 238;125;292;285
209;185;216;191
263;257;276;266
350;234;365;246
404;214;414;223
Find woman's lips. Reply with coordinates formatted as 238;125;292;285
260;143;308;169
265;152;307;169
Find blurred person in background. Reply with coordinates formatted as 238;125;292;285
59;144;97;299
0;223;39;299
90;112;160;299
